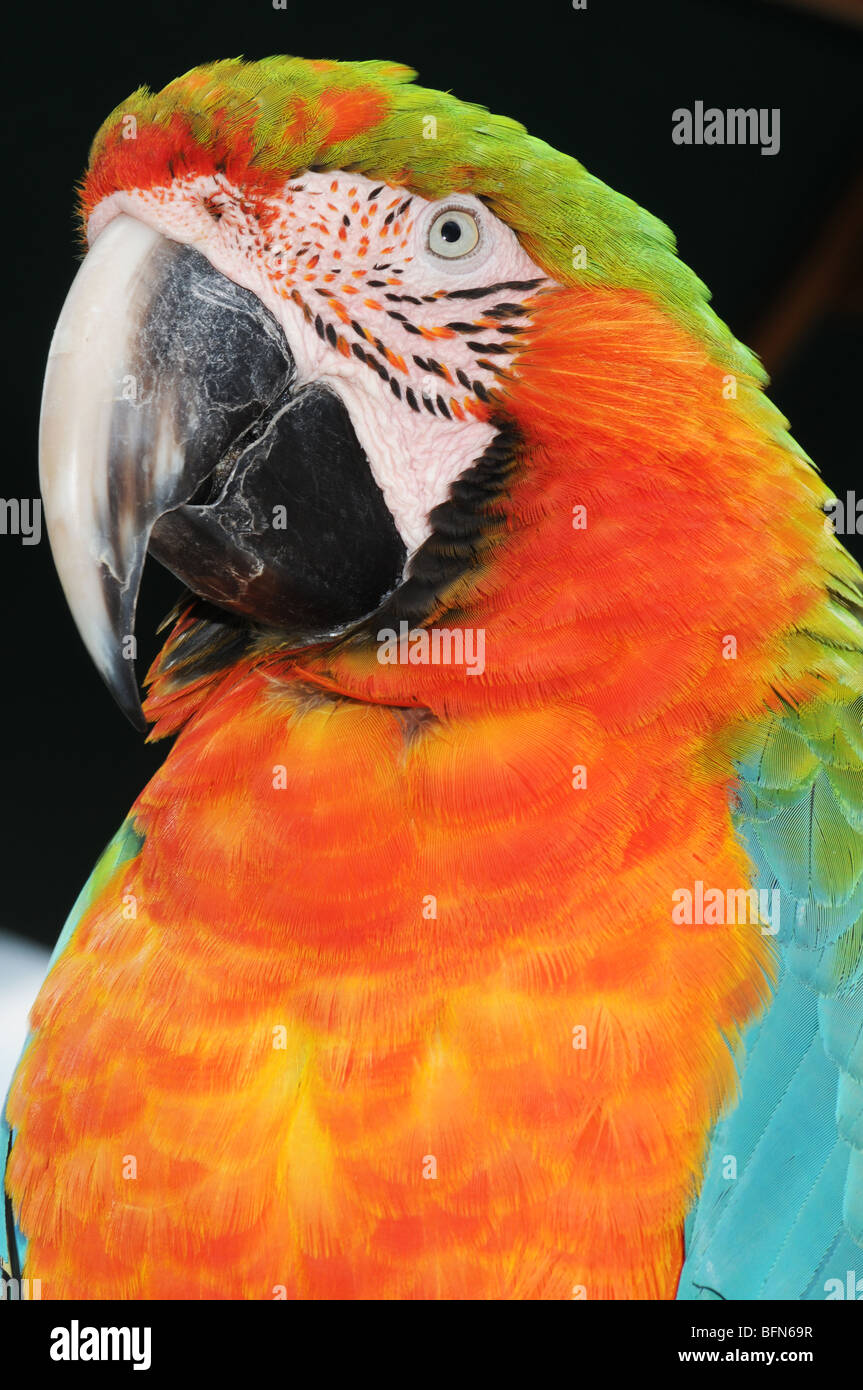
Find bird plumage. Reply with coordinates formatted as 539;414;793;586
3;55;861;1300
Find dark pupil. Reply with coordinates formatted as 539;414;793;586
440;219;462;243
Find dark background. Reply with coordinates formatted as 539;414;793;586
2;0;861;945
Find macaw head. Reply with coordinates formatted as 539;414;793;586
42;56;833;733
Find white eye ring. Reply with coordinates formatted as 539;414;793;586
427;207;481;260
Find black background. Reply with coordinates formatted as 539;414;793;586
1;0;861;944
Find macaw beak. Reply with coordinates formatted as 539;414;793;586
39;213;407;729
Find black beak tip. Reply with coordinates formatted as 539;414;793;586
100;658;149;733
123;700;150;736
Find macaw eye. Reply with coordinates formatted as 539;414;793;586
427;207;481;259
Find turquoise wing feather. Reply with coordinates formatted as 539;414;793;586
678;695;863;1299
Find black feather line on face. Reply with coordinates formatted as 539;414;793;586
445;278;544;301
346;418;521;633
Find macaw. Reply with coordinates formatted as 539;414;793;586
2;55;862;1302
